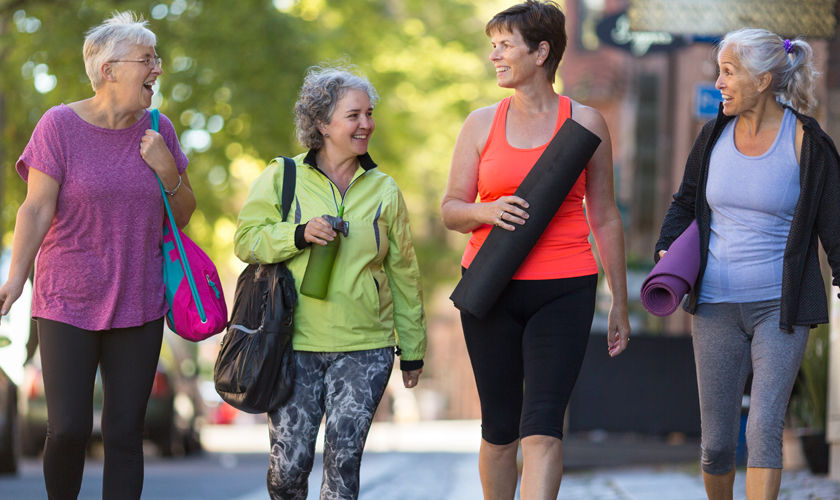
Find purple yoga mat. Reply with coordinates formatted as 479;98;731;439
641;220;700;316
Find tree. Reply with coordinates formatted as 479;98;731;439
1;0;507;293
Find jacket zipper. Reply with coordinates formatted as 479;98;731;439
312;166;368;215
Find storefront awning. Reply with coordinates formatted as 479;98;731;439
628;0;838;38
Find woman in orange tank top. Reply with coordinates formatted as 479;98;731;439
440;1;631;498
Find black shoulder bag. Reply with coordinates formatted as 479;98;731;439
213;157;297;413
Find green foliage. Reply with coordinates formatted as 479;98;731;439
791;323;829;431
1;0;512;293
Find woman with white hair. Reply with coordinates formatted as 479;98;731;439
655;28;840;499
0;11;194;498
235;66;426;499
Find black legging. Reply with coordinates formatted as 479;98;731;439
37;317;164;500
460;274;597;444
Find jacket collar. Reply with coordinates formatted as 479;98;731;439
711;101;840;175
713;101;825;138
303;149;378;171
774;105;839;162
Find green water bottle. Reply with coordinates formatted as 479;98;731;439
300;208;349;299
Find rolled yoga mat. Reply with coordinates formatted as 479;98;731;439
450;119;602;319
640;220;700;316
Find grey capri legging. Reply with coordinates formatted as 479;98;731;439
691;300;808;475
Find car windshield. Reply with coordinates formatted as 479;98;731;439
0;250;32;386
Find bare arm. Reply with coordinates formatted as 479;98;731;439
165;171;197;229
140;129;196;228
574;102;631;357
0;168;59;315
440;106;530;233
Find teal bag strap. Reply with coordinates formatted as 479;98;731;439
151;109;207;323
150;107;159;133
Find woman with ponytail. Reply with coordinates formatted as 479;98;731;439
654;28;840;499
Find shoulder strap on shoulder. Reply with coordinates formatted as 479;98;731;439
151;109;160;132
280;156;296;223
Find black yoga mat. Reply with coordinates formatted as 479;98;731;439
450;119;602;319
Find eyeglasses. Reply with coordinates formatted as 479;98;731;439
109;56;162;69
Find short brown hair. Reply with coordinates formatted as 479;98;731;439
485;0;567;83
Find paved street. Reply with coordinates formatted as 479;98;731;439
1;421;839;499
0;451;708;500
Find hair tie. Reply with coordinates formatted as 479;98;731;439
784;39;793;54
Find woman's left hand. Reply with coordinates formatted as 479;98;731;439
607;304;631;357
402;368;422;388
140;129;177;178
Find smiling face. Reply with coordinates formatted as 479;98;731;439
106;43;161;111
320;88;375;157
715;45;767;116
488;28;542;88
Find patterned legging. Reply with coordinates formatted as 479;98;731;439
266;347;394;500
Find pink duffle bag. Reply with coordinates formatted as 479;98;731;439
162;222;227;341
153;109;227;341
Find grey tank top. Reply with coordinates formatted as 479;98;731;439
699;108;800;304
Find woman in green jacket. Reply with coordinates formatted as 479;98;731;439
234;66;426;500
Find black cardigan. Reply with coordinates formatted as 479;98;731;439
655;105;840;331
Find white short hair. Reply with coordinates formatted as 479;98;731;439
84;11;156;91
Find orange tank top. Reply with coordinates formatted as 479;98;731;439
461;95;598;279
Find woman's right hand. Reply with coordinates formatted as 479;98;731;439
0;280;24;316
484;196;530;231
304;217;337;246
0;168;59;316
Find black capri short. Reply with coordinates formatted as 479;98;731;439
460;273;597;445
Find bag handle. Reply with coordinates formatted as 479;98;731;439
151;109;207;323
280;156;296;222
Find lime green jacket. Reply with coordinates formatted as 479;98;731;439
234;151;426;368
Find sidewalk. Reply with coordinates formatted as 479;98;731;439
202;420;840;499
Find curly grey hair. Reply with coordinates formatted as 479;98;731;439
294;66;379;150
84;11;156;91
718;28;819;114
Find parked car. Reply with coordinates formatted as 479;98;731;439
199;380;240;425
20;330;204;458
0;251;33;474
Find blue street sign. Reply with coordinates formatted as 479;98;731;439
695;84;722;119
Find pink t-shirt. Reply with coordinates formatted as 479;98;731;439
16;105;188;331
